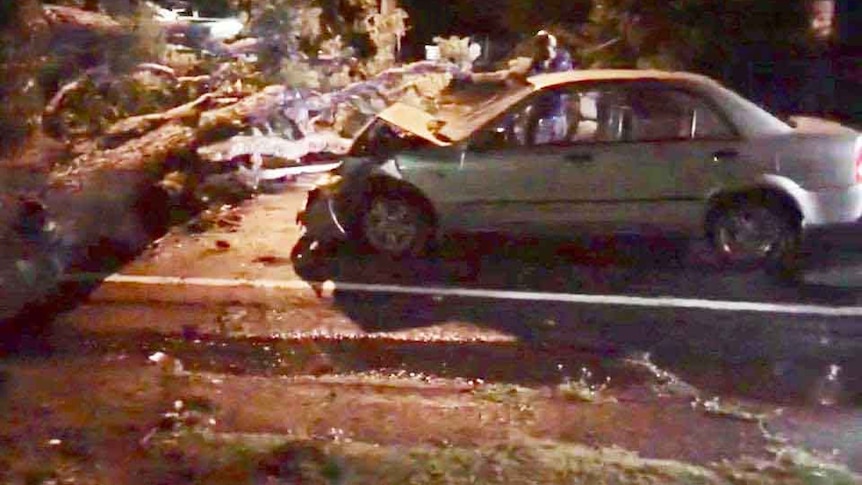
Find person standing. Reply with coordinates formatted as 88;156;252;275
525;30;576;144
528;30;575;75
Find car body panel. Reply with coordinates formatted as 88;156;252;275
397;145;569;232
550;140;733;234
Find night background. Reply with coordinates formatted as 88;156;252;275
0;1;861;483
400;0;861;124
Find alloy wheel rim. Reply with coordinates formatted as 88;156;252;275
364;199;419;254
716;206;784;262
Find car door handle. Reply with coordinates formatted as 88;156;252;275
565;153;594;163
712;149;738;162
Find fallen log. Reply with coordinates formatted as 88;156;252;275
197;132;353;163
198;85;289;135
102;92;222;144
53;60;465;185
43;5;124;35
53;122;197;183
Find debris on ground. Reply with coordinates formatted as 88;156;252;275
557;368;616;404
695;396;771;423
189;204;245;233
216;305;249;335
148;352;185;375
252;255;290;265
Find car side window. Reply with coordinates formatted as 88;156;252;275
567;88;630;143
469;83;734;151
471;87;600;150
623;88;735;142
520;84;736;146
518;86;635;145
469;101;536;151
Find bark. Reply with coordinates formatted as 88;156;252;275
0;0;49;155
43;5;124;34
49;61;461;188
197;85;288;135
60;122;196;176
197;132;352;163
52;85;286;184
102;92;221;144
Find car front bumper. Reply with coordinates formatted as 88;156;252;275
801;183;862;228
798;183;862;253
802;219;861;251
296;188;349;243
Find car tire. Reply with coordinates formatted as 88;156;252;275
708;196;801;274
359;191;433;258
290;234;332;264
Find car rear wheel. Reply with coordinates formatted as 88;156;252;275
709;197;801;271
360;192;432;258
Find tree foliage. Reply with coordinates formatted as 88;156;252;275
245;0;409;82
583;0;811;75
501;0;591;36
0;0;48;154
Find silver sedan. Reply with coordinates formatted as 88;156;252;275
297;70;862;271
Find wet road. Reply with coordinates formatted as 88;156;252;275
3;185;861;473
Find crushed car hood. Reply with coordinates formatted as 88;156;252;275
377;82;534;145
376;103;452;147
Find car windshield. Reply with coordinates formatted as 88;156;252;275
433;82;535;142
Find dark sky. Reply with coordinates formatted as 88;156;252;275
397;0;590;59
398;0;860;55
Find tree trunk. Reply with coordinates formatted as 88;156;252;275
83;0;99;12
0;0;49;156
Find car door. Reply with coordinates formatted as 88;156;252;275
398;108;567;233
450;142;568;232
550;83;743;235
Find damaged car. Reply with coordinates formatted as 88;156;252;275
296;69;862;272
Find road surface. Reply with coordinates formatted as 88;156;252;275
1;183;860;482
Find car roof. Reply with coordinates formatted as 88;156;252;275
377;69;729;144
432;70;721;142
526;69;717;90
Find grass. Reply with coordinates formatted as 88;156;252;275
137;430;861;485
695;396;769;423
714;447;860;485
472;383;537;404
556;367;615;403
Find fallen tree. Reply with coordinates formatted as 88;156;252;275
52;60;462;186
0;2;476;323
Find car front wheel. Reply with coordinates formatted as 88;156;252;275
360;192;432;258
709;198;801;271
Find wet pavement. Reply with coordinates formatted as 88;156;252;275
1;184;861;481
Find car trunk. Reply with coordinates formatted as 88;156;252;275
775;131;861;189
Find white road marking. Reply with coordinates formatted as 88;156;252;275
96;274;862;318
